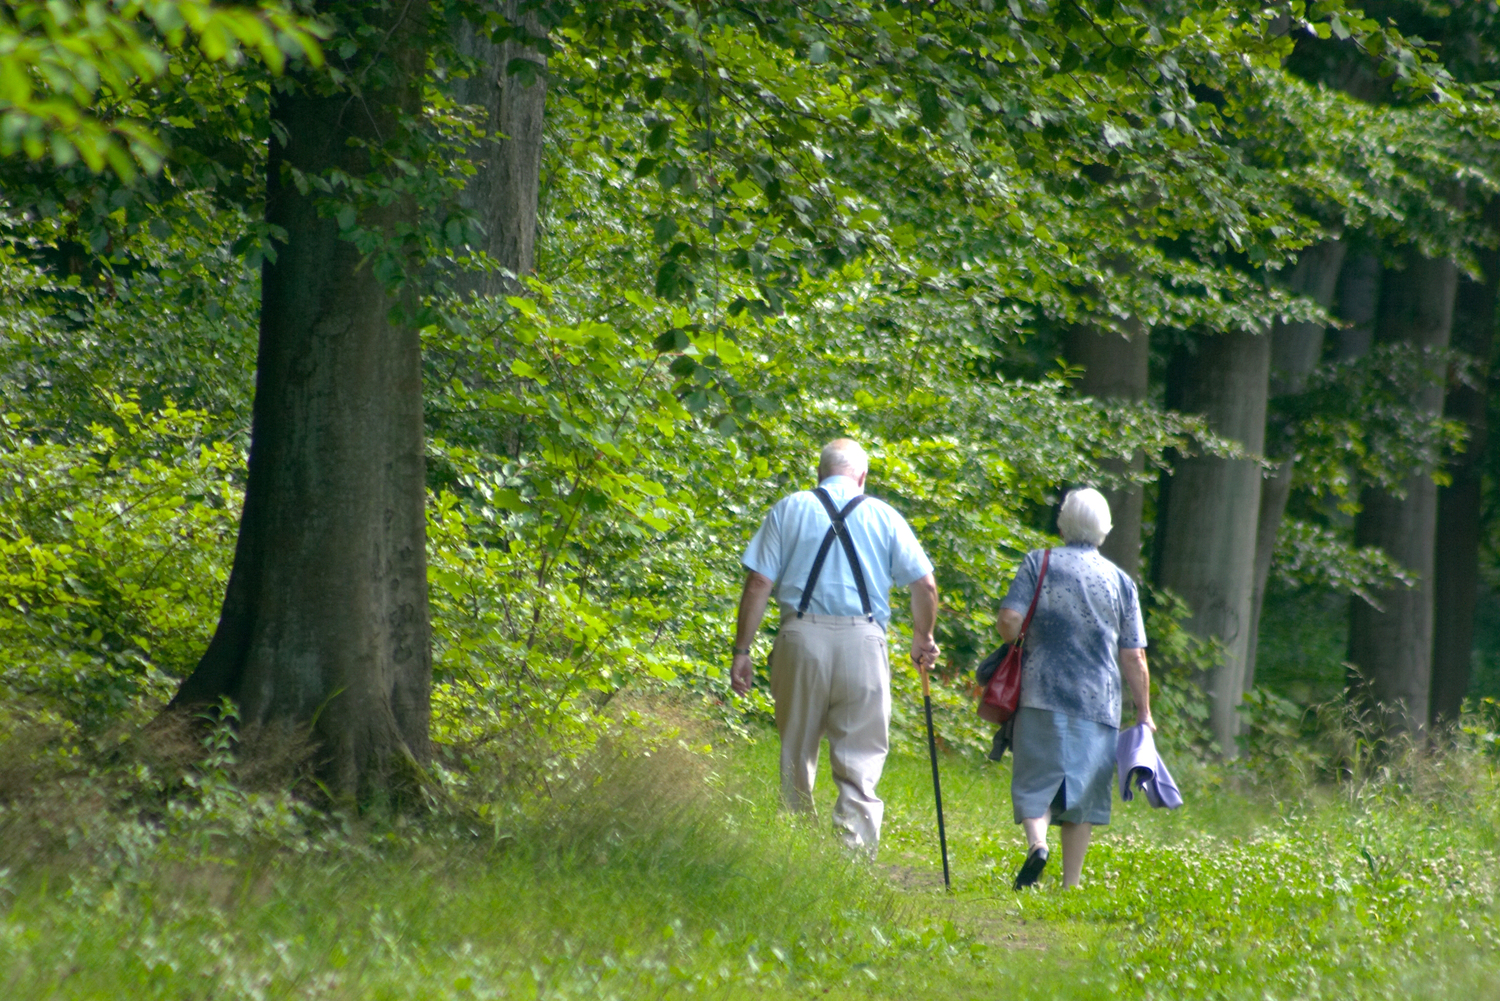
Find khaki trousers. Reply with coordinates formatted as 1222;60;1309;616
770;609;891;849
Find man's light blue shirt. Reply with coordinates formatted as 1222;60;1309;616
741;476;933;629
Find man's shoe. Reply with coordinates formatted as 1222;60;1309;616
1013;846;1048;890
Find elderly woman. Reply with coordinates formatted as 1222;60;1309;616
998;488;1153;889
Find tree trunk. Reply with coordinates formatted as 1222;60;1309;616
1154;329;1270;754
1431;206;1499;725
171;4;433;801
1331;250;1382;361
1065;319;1150;579
452;0;547;298
1348;249;1458;733
1244;240;1347;692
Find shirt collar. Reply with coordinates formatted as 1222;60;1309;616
817;475;863;501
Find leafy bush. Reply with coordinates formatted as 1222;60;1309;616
1141;585;1221;759
0;397;241;734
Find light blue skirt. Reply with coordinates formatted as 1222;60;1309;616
1009;706;1116;825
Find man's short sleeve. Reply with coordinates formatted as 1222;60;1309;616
740;502;784;581
1118;574;1147;649
887;513;934;587
999;551;1040;614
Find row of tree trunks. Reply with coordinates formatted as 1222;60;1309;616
1065;319;1150;580
1347;248;1459;733
1154;330;1270;754
1036;241;1491;746
1431;200;1500;725
1244;240;1348;692
1068;233;1493;743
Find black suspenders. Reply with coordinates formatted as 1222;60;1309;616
797;487;873;622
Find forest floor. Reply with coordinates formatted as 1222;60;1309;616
3;715;1500;1000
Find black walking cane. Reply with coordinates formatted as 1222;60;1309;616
918;661;952;890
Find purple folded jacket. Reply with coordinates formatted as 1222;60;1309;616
1116;724;1183;809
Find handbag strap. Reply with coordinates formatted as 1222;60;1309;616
1015;548;1050;646
798;487;873;621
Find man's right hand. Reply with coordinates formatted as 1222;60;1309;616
908;574;939;671
730;652;755;694
910;634;940;671
730;572;774;696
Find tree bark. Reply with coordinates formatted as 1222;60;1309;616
452;0;547;297
1331;250;1382;361
1348;249;1458;733
1154;329;1270;754
1431;205;1499;725
1065;319;1150;579
172;3;433;801
1244;240;1347;692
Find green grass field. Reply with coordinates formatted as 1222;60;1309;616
3;716;1499;1000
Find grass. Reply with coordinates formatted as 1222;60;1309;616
2;710;1500;1000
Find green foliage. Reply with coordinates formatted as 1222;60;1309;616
1141;585;1222;758
0;718;964;1000
1271;517;1415;605
0;198;263;432
1252;585;1351;706
1284;342;1470;505
0;0;324;178
2;2;1499;993
0;396;241;733
419;249;1214;770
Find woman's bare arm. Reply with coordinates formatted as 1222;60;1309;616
998;608;1023;643
1119;647;1154;730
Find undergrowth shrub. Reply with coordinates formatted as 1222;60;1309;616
1235;687;1500;814
1136;586;1220;757
0;700;324;878
0;398;241;734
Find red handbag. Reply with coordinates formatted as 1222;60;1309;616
979;548;1050;724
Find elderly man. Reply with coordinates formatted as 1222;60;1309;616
731;439;939;850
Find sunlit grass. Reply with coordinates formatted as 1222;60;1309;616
2;719;1499;1000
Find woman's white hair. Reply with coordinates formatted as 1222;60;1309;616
1058;487;1112;547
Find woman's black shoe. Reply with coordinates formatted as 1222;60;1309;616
1013;846;1048;890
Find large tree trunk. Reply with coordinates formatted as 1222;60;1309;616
1348;249;1459;733
452;0;548;297
172;3;433;801
1431;207;1499;725
1244;240;1347;692
1154;329;1270;754
1065;319;1150;579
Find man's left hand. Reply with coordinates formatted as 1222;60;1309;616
910;634;939;671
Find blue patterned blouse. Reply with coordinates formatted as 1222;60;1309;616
999;543;1146;728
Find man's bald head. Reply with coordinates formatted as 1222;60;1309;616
819;439;869;481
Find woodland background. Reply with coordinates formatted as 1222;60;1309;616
3;3;1500;998
2;0;1499;766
